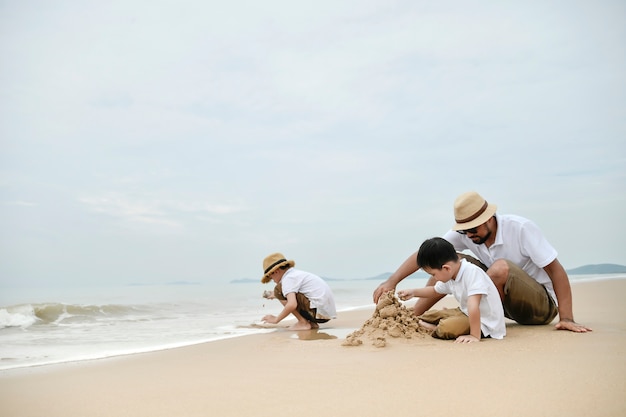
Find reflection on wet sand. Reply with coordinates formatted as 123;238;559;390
290;328;355;341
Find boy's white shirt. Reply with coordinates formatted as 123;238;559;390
280;268;337;319
434;259;506;339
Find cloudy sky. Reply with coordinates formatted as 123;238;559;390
1;1;624;288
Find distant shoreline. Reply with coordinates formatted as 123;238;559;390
230;266;626;284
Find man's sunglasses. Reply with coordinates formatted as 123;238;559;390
456;227;478;235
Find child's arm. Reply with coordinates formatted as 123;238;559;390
262;293;297;324
397;286;438;301
455;294;482;343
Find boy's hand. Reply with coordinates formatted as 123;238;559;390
262;315;279;324
455;334;480;344
396;290;413;301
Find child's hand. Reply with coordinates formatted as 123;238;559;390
396;290;414;301
454;334;480;344
262;314;279;324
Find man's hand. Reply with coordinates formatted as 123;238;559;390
555;319;592;333
373;283;396;304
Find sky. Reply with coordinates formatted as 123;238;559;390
1;1;625;288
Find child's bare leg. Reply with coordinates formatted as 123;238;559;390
288;310;313;330
273;299;313;329
418;319;437;331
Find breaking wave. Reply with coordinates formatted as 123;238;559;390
0;303;147;329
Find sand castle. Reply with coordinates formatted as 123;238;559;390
342;291;430;347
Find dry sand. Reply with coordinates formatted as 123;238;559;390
1;279;624;417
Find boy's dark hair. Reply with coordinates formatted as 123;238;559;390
416;237;459;269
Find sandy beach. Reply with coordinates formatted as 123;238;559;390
1;278;624;417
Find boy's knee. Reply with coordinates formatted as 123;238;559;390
434;316;470;340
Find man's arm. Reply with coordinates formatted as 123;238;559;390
373;250;420;303
543;259;592;333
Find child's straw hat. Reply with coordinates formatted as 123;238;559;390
261;253;295;283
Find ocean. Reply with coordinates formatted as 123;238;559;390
0;277;413;371
0;274;619;371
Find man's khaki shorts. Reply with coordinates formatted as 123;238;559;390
502;260;558;325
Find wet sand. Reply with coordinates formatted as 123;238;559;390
1;279;624;417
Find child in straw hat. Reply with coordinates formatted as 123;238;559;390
397;237;505;342
261;253;337;330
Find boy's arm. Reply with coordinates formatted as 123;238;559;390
397;286;438;301
276;292;298;322
455;294;482;343
262;292;297;324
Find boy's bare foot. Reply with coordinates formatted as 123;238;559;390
418;319;437;331
310;321;319;329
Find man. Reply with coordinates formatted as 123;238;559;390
373;191;591;333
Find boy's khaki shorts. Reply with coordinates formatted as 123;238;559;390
273;283;330;323
419;307;470;339
459;254;558;325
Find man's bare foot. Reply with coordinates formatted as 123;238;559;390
289;321;313;330
310;321;319;329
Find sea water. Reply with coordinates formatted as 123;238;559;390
0;277;409;371
1;274;619;371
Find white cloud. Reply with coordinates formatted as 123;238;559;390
2;201;37;207
79;193;245;230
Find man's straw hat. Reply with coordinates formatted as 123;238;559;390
261;253;295;283
452;191;497;231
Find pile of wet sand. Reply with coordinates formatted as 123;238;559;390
342;291;431;347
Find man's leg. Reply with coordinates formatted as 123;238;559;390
485;259;508;302
488;260;558;325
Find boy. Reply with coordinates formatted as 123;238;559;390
397;237;505;343
261;252;337;330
